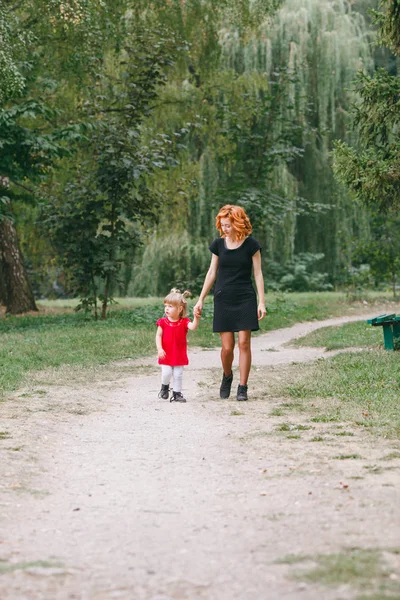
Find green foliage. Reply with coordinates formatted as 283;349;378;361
267;253;333;292
0;0;383;303
44;26;191;317
131;0;374;288
353;214;400;294
333;1;400;212
0;2;27;102
130;232;210;296
0;101;81;192
372;0;400;55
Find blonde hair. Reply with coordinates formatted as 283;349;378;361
164;288;191;318
215;204;252;241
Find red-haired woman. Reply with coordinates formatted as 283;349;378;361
193;205;266;401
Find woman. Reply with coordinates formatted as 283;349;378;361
193;205;266;401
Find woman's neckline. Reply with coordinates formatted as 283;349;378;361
223;236;249;251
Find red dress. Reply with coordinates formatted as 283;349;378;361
156;317;191;366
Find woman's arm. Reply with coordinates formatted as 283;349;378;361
193;254;219;317
155;325;166;359
252;250;267;320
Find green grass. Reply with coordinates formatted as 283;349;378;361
331;453;362;460
277;350;400;438
299;548;385;586
0;291;398;396
278;548;400;597
0;560;62;574
275;423;313;432
292;321;381;350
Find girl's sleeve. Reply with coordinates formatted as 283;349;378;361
209;238;220;256
184;317;190;331
156;318;164;328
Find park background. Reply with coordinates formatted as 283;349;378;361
1;0;400;320
1;3;400;597
0;0;399;433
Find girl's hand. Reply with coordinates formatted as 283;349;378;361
157;348;166;359
193;300;203;318
258;303;267;321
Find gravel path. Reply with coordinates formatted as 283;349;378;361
1;312;399;600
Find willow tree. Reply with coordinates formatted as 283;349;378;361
219;0;374;278
129;0;376;295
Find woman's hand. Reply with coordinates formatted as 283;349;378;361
258;303;267;320
157;348;166;359
193;300;203;318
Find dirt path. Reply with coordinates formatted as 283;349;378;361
1;312;399;600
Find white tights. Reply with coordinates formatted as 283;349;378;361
161;365;184;393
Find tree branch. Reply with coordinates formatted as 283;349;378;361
9;179;35;194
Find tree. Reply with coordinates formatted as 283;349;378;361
0;100;85;313
131;0;375;294
333;0;400;212
353;213;400;297
0;0;123;313
44;26;190;318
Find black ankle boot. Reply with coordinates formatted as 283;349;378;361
170;391;187;403
236;384;248;401
158;384;170;399
220;372;233;398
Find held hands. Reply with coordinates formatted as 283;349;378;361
193;300;203;319
258;303;267;321
157;348;166;359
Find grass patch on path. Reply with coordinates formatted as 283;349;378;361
277;548;400;597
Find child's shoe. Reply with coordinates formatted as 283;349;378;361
170;391;187;403
236;384;248;401
220;371;233;398
158;384;170;399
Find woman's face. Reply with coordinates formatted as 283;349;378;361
221;217;234;238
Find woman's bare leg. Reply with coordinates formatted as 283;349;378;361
238;330;252;385
219;332;235;376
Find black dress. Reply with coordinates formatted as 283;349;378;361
209;236;262;333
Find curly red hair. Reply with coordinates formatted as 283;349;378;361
215;205;252;241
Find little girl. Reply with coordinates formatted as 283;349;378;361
156;288;200;402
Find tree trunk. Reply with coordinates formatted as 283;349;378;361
0;259;7;307
0;216;38;314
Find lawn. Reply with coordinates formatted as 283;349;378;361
0;291;398;397
272;314;400;438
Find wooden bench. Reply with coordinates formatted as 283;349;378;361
367;313;400;350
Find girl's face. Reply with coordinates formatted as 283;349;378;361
220;217;234;239
164;303;181;321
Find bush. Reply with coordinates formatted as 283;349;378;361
266;253;333;292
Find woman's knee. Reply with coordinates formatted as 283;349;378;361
220;333;235;353
238;336;251;352
221;345;234;357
